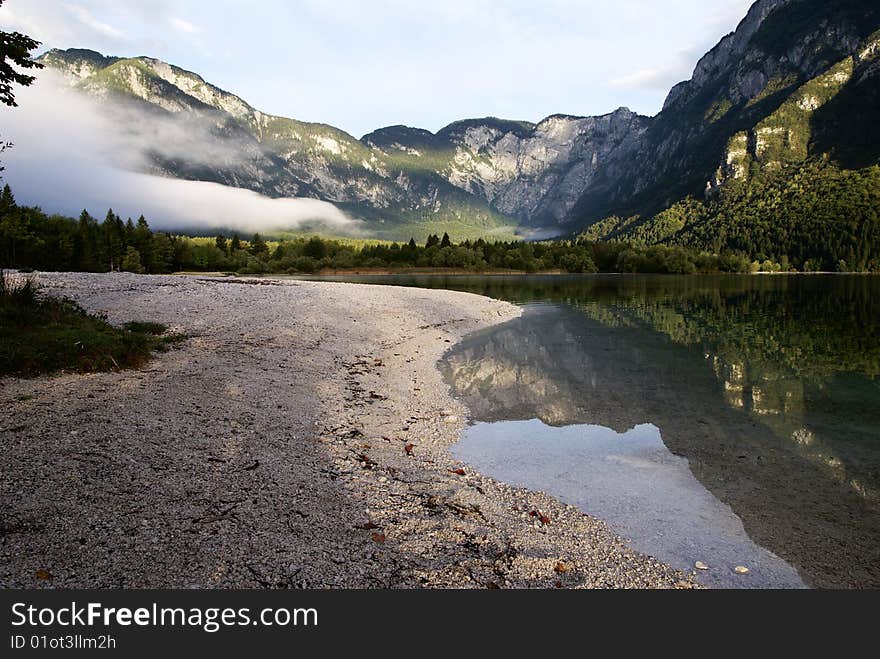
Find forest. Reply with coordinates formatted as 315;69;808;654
580;160;880;272
4;162;879;276
0;183;765;276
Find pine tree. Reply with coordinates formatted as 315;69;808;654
215;235;227;253
440;232;451;248
76;210;100;271
408;237;417;250
230;234;242;251
0;184;15;213
151;233;175;273
426;234;440;248
102;209;125;271
124;217;135;245
133;215;153;271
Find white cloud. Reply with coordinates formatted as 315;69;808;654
611;67;680;91
169;17;199;35
63;3;126;40
0;71;360;236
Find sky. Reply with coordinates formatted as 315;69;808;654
1;0;755;138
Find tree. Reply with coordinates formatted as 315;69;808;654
407;238;417;250
560;252;597;274
230;234;242;251
151;233;175;273
133;215;153;271
0;183;14;213
102;209;125;271
0;189;26;266
303;236;327;260
440;232;452;248
249;233;268;256
0;2;44;175
76;210;100;271
121;246;145;273
425;234;440;248
215;235;227;253
0;3;44;108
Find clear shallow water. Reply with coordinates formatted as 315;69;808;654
455;420;805;588
297;274;880;588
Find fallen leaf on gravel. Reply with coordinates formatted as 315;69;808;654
449;468;466;476
486;582;500;589
35;569;51;580
735;566;750;574
530;510;551;524
371;532;386;543
404;443;414;455
554;581;563;589
554;562;568;574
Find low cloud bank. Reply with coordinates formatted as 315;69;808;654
0;71;361;236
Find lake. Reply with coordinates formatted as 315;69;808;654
298;274;880;588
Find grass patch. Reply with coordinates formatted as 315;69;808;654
122;321;166;335
1;272;186;377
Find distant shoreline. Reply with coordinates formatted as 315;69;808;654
171;268;880;278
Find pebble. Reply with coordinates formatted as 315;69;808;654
695;561;709;570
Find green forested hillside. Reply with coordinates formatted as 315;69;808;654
581;160;880;272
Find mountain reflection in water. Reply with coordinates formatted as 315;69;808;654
434;275;880;589
299;274;880;588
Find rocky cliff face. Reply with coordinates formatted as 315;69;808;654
571;0;880;226
362;111;651;228
439;111;650;226
662;0;792;113
41;49;512;239
38;0;880;238
41;48;647;237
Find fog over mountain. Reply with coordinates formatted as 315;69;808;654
0;70;361;235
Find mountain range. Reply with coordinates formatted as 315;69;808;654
38;0;880;242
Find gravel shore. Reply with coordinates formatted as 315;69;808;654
1;273;692;588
